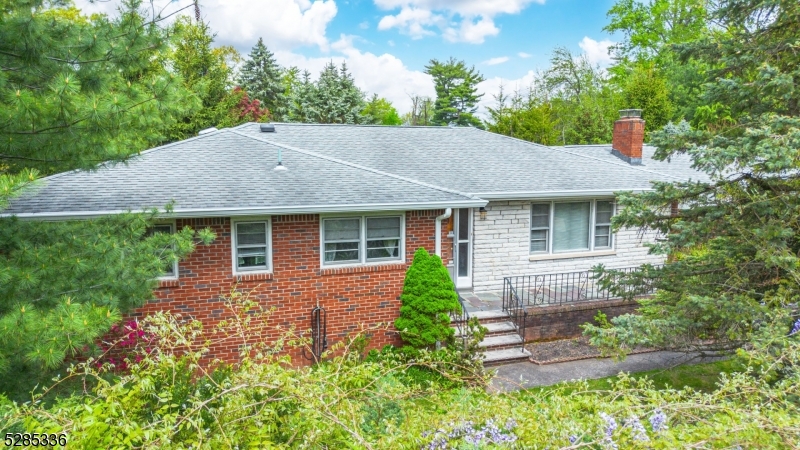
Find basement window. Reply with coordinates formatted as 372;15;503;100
322;215;404;266
530;200;615;255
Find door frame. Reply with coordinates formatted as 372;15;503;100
453;208;473;289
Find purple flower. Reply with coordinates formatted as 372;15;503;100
569;435;578;444
789;318;800;336
649;409;668;433
599;412;617;437
624;416;650;442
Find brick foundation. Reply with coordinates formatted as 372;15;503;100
129;210;452;365
522;298;639;342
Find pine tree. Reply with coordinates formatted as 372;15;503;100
585;0;800;354
425;57;485;128
237;38;285;120
287;62;369;124
0;1;213;377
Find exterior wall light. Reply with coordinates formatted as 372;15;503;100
479;207;487;220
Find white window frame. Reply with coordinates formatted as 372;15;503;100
320;213;405;267
231;218;273;275
148;221;179;280
529;199;616;255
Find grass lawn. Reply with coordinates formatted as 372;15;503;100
529;358;743;395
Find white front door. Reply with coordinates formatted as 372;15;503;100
453;208;472;289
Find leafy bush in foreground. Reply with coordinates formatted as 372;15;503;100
1;290;799;449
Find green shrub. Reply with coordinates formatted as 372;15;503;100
394;248;461;348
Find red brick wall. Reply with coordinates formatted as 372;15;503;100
612;117;645;161
130;210;453;364
522;298;640;342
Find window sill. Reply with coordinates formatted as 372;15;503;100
528;250;616;261
232;271;274;282
319;262;406;276
157;278;180;288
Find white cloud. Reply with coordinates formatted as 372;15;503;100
518;52;532;58
359;21;370;29
73;0;338;52
275;36;435;113
374;0;544;44
482;56;510;66
578;36;615;67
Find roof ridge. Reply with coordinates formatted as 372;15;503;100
235;122;474;130
33;129;226;183
469;128;684;181
229;129;480;200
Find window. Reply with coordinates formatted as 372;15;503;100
234;221;270;272
530;200;615;255
322;215;403;266
594;201;614;249
530;203;550;252
146;223;177;278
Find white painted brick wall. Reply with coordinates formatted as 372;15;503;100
470;201;665;293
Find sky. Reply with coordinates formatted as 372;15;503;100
73;0;622;116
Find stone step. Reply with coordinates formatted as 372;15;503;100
482;347;532;366
479;333;523;350
452;309;509;325
453;321;516;337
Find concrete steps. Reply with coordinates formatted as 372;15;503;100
452;308;531;366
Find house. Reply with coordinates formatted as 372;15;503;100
3;111;701;364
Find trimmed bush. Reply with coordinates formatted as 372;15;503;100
394;248;461;348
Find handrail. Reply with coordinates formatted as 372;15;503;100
502;277;527;351
450;291;471;349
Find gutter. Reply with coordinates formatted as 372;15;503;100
434;208;452;258
471;189;654;200
2;200;487;220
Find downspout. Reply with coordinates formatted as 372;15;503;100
435;208;452;258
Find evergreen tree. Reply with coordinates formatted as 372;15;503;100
237;37;285;120
164;16;242;140
394;248;460;348
585;0;800;354
287;62;369;124
621;64;674;133
0;1;213;376
425;58;485;128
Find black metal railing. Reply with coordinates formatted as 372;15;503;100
502;277;528;350
450;293;471;349
503;266;658;308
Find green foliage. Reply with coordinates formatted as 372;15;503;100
286;62;372;124
425;57;485;128
164;16;242;140
544;48;621;144
621;63;675;133
486;85;560;145
0;212;215;372
585;0;800;354
236;37;285;120
363;95;402;125
2;300;799;449
395;248;460;348
0;1;215;378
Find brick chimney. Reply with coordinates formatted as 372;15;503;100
611;109;644;165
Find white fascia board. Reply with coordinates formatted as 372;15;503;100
3;200;488;221
472;189;654;200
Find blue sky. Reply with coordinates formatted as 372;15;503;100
75;0;622;115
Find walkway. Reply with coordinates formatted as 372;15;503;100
489;351;726;392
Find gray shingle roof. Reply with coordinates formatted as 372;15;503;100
4;122;706;219
3;129;482;218
234;123;703;197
